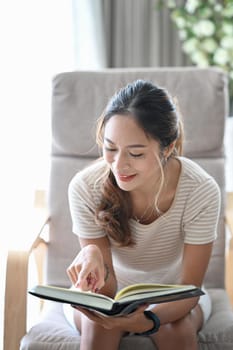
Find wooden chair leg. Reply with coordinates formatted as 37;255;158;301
4;250;29;350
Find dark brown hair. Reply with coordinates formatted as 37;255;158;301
95;79;183;246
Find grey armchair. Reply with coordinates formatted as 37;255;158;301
4;67;233;350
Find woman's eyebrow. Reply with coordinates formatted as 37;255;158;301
104;137;147;148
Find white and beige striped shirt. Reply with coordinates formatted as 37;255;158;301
68;157;220;289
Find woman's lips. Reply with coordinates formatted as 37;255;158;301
117;174;136;182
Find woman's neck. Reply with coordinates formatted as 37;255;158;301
131;158;181;223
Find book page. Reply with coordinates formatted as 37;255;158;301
115;284;196;301
29;285;115;311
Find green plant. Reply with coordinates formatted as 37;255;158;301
158;0;233;103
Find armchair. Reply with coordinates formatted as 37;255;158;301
4;67;233;350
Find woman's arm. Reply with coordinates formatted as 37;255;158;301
151;242;213;325
67;236;117;298
68;242;214;335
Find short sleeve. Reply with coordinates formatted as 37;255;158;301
183;178;221;244
68;173;106;239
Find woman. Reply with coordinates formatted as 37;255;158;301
65;79;220;350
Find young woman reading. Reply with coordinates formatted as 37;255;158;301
65;79;220;350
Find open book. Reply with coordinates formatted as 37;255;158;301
29;283;204;316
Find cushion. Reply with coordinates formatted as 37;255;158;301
52;67;228;159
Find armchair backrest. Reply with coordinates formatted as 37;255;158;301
47;67;228;289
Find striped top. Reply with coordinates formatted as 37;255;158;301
68;157;220;289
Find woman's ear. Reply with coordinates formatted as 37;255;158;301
164;142;176;160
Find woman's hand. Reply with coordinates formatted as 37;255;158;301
66;244;105;292
73;304;153;334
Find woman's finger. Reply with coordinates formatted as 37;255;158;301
66;265;81;285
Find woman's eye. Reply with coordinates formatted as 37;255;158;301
104;146;117;152
129;152;143;158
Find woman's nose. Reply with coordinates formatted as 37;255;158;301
114;152;130;170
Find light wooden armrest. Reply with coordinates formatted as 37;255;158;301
4;215;50;350
226;192;233;236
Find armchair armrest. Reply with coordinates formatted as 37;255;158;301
226;192;233;235
4;214;50;350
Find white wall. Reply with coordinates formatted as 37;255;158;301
0;0;75;250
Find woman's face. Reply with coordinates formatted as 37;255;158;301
103;114;162;194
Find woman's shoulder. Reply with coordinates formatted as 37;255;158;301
179;157;215;181
178;156;220;194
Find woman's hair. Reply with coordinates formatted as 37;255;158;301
95;79;184;246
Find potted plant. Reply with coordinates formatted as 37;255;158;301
158;0;233;114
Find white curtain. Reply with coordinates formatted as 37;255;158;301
72;0;107;69
102;0;188;67
72;0;188;69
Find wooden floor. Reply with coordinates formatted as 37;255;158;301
226;192;233;306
